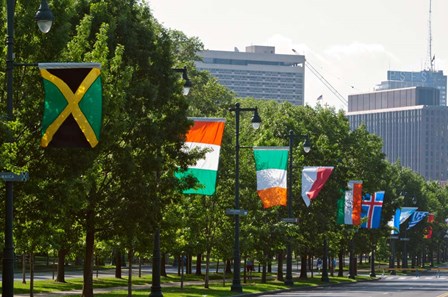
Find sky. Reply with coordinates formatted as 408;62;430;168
147;0;448;111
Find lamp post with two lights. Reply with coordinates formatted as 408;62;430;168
3;1;54;296
228;102;261;293
284;131;310;285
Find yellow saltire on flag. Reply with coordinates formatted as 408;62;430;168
254;147;289;208
39;63;102;148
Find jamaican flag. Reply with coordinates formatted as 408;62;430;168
39;63;102;148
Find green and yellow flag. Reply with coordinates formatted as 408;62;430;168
39;63;102;148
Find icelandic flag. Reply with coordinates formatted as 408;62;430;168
175;118;225;195
387;207;418;234
407;211;429;230
301;166;334;207
253;146;289;208
361;191;384;229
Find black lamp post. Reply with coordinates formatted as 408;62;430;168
3;2;53;297
389;235;398;275
229;103;261;293
370;238;376;277
321;237;330;282
284;131;310;286
348;236;356;279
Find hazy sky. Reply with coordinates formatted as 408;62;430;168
147;0;448;111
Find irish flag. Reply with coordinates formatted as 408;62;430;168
176;118;225;196
253;147;288;208
301;166;334;207
337;180;363;225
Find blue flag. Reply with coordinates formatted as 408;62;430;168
407;211;429;230
361;191;384;229
388;207;418;234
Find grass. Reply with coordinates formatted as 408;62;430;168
10;272;373;296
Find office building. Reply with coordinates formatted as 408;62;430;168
347;87;448;182
195;46;305;105
375;70;447;106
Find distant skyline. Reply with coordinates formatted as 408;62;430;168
147;0;448;111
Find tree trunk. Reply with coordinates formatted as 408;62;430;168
299;253;307;279
261;262;267;283
127;248;133;297
161;253;167;277
81;209;95;297
225;258;232;273
187;253;193;274
56;248;68;282
215;259;219;274
267;254;272;273
338;247;344;277
115;250;122;278
204;249;211;288
22;253;26;284
195;253;202;275
138;257;142;278
30;252;34;297
277;251;283;281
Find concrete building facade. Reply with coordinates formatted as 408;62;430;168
375;70;447;106
347;87;448;182
195;46;305;105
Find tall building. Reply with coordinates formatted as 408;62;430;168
347;87;448;182
375;70;447;106
195;46;305;105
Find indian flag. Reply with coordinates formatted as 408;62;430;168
176;118;225;196
253;147;289;208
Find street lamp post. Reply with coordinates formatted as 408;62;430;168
229;103;261;293
284;131;310;286
389;235;398;275
370;238;376;277
3;2;53;296
321;237;330;282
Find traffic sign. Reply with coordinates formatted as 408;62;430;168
225;209;248;216
0;172;29;182
282;218;299;223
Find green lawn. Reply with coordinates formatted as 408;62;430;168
10;272;371;296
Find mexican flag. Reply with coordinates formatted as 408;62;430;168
337;180;363;225
176;118;225;196
253;147;289;208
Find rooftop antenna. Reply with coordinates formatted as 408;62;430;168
427;0;435;71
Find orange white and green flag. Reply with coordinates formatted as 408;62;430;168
176;118;225;196
253;146;289;208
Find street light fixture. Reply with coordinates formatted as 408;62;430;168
173;66;192;96
3;1;54;296
284;131;310;286
229;102;261;293
35;0;55;33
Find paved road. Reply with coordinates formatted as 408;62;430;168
257;274;448;297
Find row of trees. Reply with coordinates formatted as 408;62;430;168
1;1;447;296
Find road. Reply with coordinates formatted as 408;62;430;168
257;273;448;297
